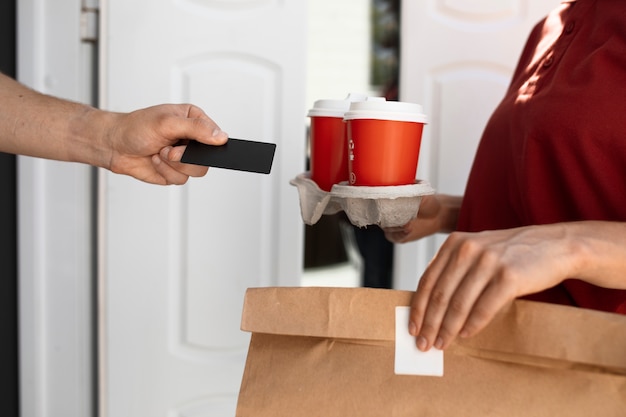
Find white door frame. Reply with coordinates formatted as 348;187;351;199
17;0;96;416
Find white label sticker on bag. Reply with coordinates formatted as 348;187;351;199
395;306;444;376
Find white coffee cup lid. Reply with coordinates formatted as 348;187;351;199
344;98;428;123
307;92;368;117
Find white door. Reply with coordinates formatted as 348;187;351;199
98;1;306;416
394;0;557;290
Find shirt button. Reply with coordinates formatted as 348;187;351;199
564;21;575;34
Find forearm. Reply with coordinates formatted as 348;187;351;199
437;194;463;233
0;73;114;167
567;221;626;290
1;73;229;185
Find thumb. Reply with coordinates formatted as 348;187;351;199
182;117;229;146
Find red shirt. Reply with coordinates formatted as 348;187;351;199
457;0;626;314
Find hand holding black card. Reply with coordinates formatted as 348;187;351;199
181;138;276;174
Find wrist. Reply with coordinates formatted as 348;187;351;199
438;194;463;233
68;105;117;169
565;221;626;288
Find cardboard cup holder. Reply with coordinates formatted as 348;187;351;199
289;172;435;228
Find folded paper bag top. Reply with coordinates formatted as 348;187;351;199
241;286;410;341
237;287;626;417
240;286;626;372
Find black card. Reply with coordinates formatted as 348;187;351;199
181;138;276;174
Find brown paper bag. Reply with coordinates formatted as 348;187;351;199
235;287;626;417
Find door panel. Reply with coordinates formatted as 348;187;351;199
99;1;306;415
395;0;557;290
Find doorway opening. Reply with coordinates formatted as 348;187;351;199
0;0;19;415
302;0;401;289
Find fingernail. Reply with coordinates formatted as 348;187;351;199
416;335;428;352
434;336;444;350
212;128;228;140
408;321;417;336
152;154;161;165
161;146;171;160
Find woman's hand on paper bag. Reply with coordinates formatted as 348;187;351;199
408;221;626;352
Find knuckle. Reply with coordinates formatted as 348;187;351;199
417;273;437;293
416;277;429;291
478;248;499;268
409;304;421;318
446;231;470;247
457;238;481;259
155;112;170;127
492;268;521;298
419;320;439;337
429;288;449;308
448;296;468;316
446;232;481;262
468;304;493;327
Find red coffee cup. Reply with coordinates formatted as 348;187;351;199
344;99;428;186
307;94;366;191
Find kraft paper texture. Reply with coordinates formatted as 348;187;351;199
236;287;626;417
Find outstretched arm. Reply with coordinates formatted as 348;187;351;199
0;73;228;185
